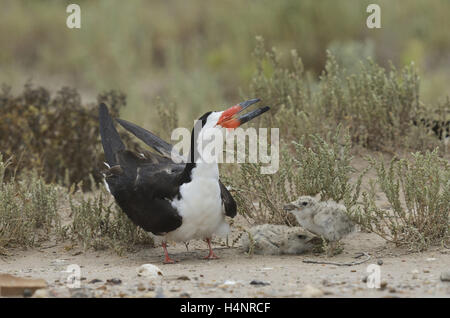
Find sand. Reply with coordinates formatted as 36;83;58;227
1;223;449;298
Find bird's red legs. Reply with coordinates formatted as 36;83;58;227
162;241;176;264
204;238;219;259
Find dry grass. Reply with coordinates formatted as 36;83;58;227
353;150;449;251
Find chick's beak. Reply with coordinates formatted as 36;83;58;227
283;203;297;211
216;98;269;128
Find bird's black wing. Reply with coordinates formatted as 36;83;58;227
105;150;183;235
99;104;183;235
116;117;238;218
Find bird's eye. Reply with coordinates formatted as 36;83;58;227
298;235;306;240
302;202;308;206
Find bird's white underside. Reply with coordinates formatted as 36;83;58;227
166;111;229;242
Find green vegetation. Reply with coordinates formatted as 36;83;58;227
65;187;154;254
0;154;153;254
1;0;450;126
354;150;449;251
0;84;139;190
0;154;60;252
0;1;449;253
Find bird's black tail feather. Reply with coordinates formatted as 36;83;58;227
99;103;125;166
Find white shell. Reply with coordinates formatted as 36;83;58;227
137;264;163;278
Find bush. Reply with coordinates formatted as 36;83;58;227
0;83;139;190
353;149;449;251
64;186;154;254
227;127;360;225
248;37;446;152
0;154;60;252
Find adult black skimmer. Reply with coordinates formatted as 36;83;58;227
98;99;269;263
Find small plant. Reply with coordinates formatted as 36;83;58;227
227;128;360;225
291;126;363;207
65;186;154;254
0;84;139;190
353;149;449;251
0;154;60;252
248;38;445;153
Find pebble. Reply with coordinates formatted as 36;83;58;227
106;278;122;285
70;288;93;298
440;271;450;282
380;281;388;290
143;291;156;298
137;264;163;278
250;280;270;286
180;292;191;298
302;284;324;298
23;289;33;298
33;289;50;298
89;279;102;284
377;260;383;266
177;275;190;281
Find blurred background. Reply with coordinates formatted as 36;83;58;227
1;0;449;127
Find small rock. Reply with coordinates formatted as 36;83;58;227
155;287;165;298
70;288;93;298
88;279;102;284
137;283;146;291
143;291;156;298
350;269;356;272
440;271;450;282
423;269;430;273
23;289;33;298
302;284;324;298
389;288;396;293
177;275;190;281
137;264;163;278
426;258;436;262
250;280;270;286
180;292;190;298
377;260;383;266
361;275;368;283
33;289;50;298
106;278;122;285
380;281;388;290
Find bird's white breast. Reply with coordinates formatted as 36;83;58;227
166;163;229;242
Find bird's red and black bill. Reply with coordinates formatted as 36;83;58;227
216;98;270;128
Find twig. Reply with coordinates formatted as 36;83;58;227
302;252;371;266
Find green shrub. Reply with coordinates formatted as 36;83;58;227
65;186;154;254
291;126;364;207
353;149;449;251
0;83;139;190
227;128;360;225
247;38;446;152
0;154;60;252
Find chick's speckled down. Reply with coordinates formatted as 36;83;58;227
284;196;355;242
240;224;321;255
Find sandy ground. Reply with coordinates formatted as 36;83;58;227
1;226;449;298
1;153;449;298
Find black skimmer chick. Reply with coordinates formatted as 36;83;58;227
283;196;355;256
240;224;321;255
98;99;269;263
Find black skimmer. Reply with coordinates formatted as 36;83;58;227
98;99;269;263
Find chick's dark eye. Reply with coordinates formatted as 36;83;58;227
298;235;306;239
302;202;308;206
